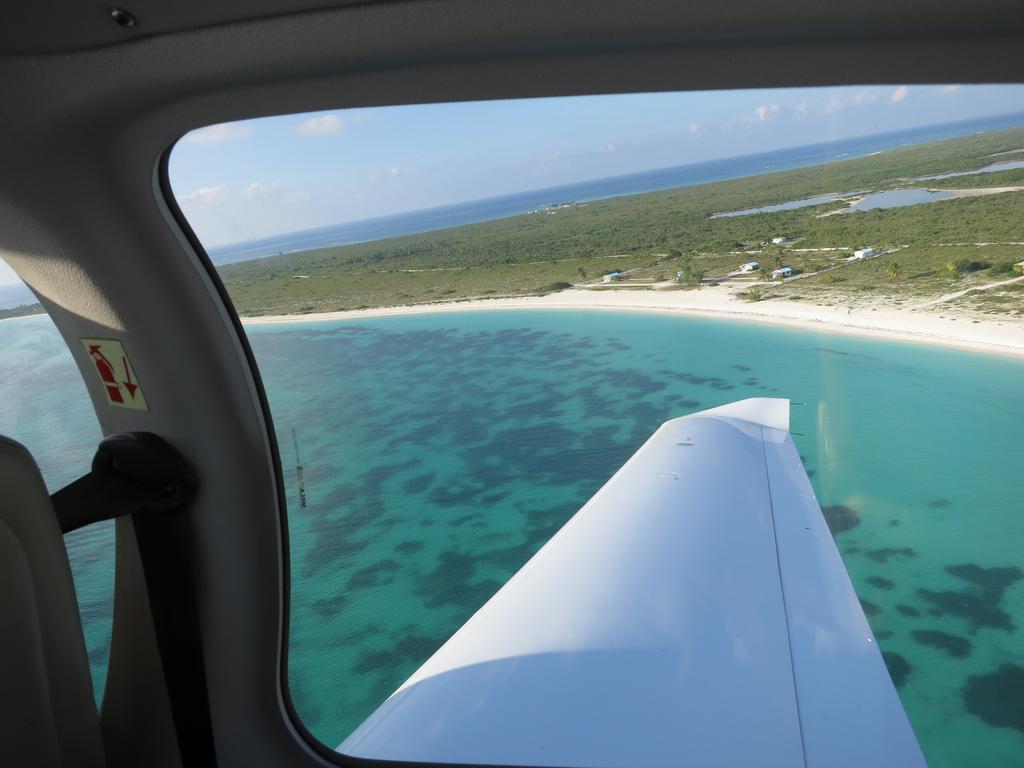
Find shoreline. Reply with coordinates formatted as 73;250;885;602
241;286;1024;360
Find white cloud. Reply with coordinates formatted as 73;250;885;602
689;121;702;134
296;114;345;136
367;165;401;183
600;142;617;153
792;103;809;119
853;90;881;106
754;104;780;122
890;85;909;103
824;97;845;115
177;184;228;209
184;123;252;144
941;84;961;93
242;180;281;200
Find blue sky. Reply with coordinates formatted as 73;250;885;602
166;84;1024;249
2;83;1024;288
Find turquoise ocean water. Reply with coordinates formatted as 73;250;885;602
1;310;1022;766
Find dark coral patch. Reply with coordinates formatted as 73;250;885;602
866;547;917;564
859;597;882;616
896;605;921;618
964;664;1024;734
912;629;972;658
928;499;952;509
479;491;510;505
346;560;400;590
394;541;424;556
821;505;860;535
402;473;434;494
916;589;1014;633
417;551;502;614
913;563;1023;633
883;652;912;688
312;594;349;620
867;576;895;590
875;630;894;640
302;512;373;576
353;634;446;676
946;564;1023;594
428;482;483;507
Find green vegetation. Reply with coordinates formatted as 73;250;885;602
945;258;991;278
675;257;707;286
538;281;573;294
0;127;1017;326
988;259;1022;276
8;128;1021;323
0;303;43;320
738;287;768;302
212;125;1024;318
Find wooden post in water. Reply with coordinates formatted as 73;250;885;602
292;426;307;509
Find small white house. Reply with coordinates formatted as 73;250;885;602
853;247;879;260
771;236;789;245
602;271;623;283
771;266;793;279
738;261;761;273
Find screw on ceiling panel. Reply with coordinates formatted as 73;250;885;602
109;7;137;28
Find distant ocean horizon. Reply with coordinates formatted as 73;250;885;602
207;110;1024;266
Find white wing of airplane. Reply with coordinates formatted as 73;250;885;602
340;398;926;767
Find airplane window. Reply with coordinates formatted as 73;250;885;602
166;87;1024;765
0;266;109;705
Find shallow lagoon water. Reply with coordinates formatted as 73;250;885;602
713;186;955;218
711;192;852;218
2;311;1022;766
842;187;955;213
916;159;1024;181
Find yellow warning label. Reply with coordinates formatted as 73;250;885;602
80;338;148;411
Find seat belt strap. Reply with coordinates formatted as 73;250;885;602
53;433;217;767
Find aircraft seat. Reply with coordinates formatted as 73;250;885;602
0;435;106;768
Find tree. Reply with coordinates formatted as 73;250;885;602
945;258;990;278
675;257;707;286
740;286;766;302
884;261;903;280
576;266;588;282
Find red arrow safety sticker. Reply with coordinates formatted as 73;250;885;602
80;338;149;411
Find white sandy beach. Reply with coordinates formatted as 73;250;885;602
244;282;1024;359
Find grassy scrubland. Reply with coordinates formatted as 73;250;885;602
0;303;43;320
218;126;1024;318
